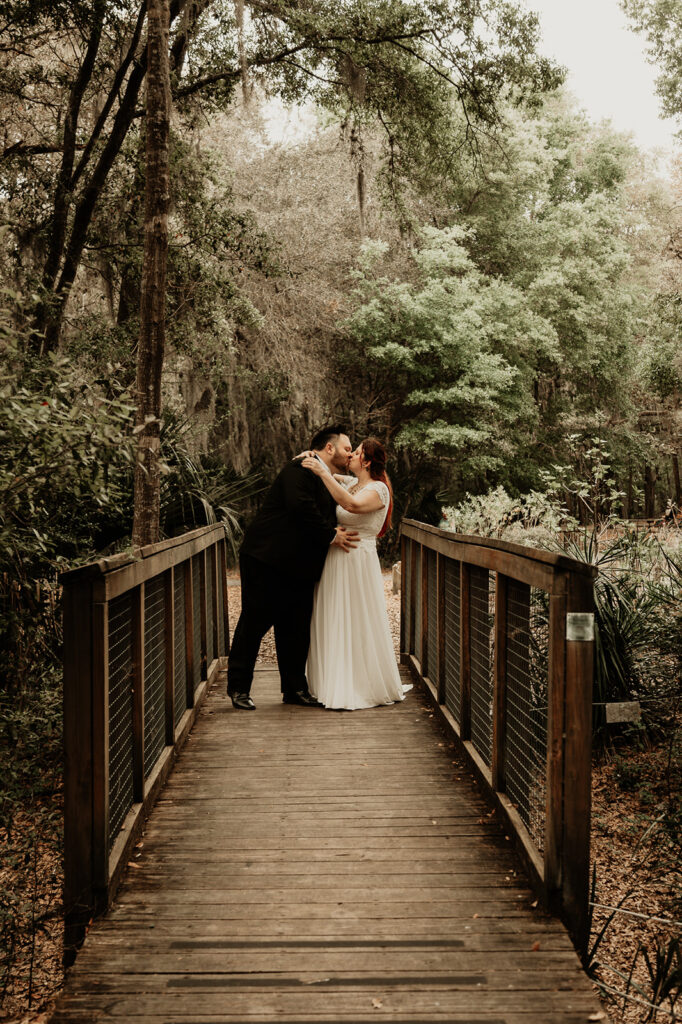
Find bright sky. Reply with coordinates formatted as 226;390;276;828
524;0;679;152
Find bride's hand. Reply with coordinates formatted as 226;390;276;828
301;456;324;476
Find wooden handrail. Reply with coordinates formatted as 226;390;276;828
401;520;597;592
400;520;596;954
61;524;230;965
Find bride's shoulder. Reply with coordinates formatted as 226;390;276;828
367;479;389;504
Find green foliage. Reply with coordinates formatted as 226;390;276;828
542;436;629;525
442;484;575;546
0;0;562;355
345;228;541;484
0;307;135;691
622;0;682;122
159;414;262;555
0;355;134;570
341;98;646;511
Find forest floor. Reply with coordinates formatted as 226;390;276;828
1;572;679;1023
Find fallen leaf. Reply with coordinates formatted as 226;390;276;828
128;861;140;869
473;913;480;918
371;998;383;1008
531;941;540;951
588;1014;606;1021
530;900;538;908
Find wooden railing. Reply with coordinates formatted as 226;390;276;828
400;520;597;953
60;524;230;963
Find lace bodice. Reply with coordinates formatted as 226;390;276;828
335;479;389;540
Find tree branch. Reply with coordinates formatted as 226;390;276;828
172;28;433;101
41;0;106;293
1;142;86;161
70;0;147;190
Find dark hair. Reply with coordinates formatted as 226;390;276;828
310;424;347;451
360;437;393;539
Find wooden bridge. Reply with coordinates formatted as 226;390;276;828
53;522;603;1023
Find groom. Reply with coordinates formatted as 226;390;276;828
227;426;358;709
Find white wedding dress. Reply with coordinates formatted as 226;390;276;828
307;478;411;710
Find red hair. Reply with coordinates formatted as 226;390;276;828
361;437;393;539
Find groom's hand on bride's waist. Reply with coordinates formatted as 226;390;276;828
331;526;359;552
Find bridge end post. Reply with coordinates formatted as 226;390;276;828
562;571;595;955
62;574;95;967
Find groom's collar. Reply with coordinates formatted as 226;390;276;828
312;452;332;474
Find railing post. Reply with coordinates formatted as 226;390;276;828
399;533;407;658
545;585;567;907
63;577;94;965
199;550;208;680
164;568;175;745
562;571;595;954
220;538;231;656
91;600;109;899
459;562;471;741
437;553;446;704
210;544;219;663
491;573;508;792
420;545;429;675
409;539;417;657
131;583;145;801
184;558;195;708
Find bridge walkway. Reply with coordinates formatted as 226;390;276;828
52;664;601;1023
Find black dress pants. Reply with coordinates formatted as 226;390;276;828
227;552;316;697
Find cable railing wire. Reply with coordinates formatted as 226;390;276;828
143;575;166;779
107;592;134;853
469;567;494;766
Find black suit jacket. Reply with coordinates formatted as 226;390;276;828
241;459;337;582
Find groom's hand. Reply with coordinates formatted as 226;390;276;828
331;526;359;552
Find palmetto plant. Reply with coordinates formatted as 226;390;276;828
559;529;660;724
159;415;262;558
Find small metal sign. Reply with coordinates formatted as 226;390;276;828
566;612;595;641
605;701;642;724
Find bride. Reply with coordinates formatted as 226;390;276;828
301;438;410;710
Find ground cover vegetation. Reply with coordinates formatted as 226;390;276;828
0;0;680;1017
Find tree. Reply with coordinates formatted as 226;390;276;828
338;96;650;511
0;0;561;352
621;0;682;124
132;0;172;546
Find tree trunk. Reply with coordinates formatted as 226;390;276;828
673;452;681;510
644;462;657;520
132;0;171;548
32;0;189;355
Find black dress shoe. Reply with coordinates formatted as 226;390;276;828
282;689;324;707
228;692;256;710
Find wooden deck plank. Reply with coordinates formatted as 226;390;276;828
51;666;602;1023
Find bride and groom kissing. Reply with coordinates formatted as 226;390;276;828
227;425;410;711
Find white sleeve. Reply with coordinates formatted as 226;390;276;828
369;480;389;507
